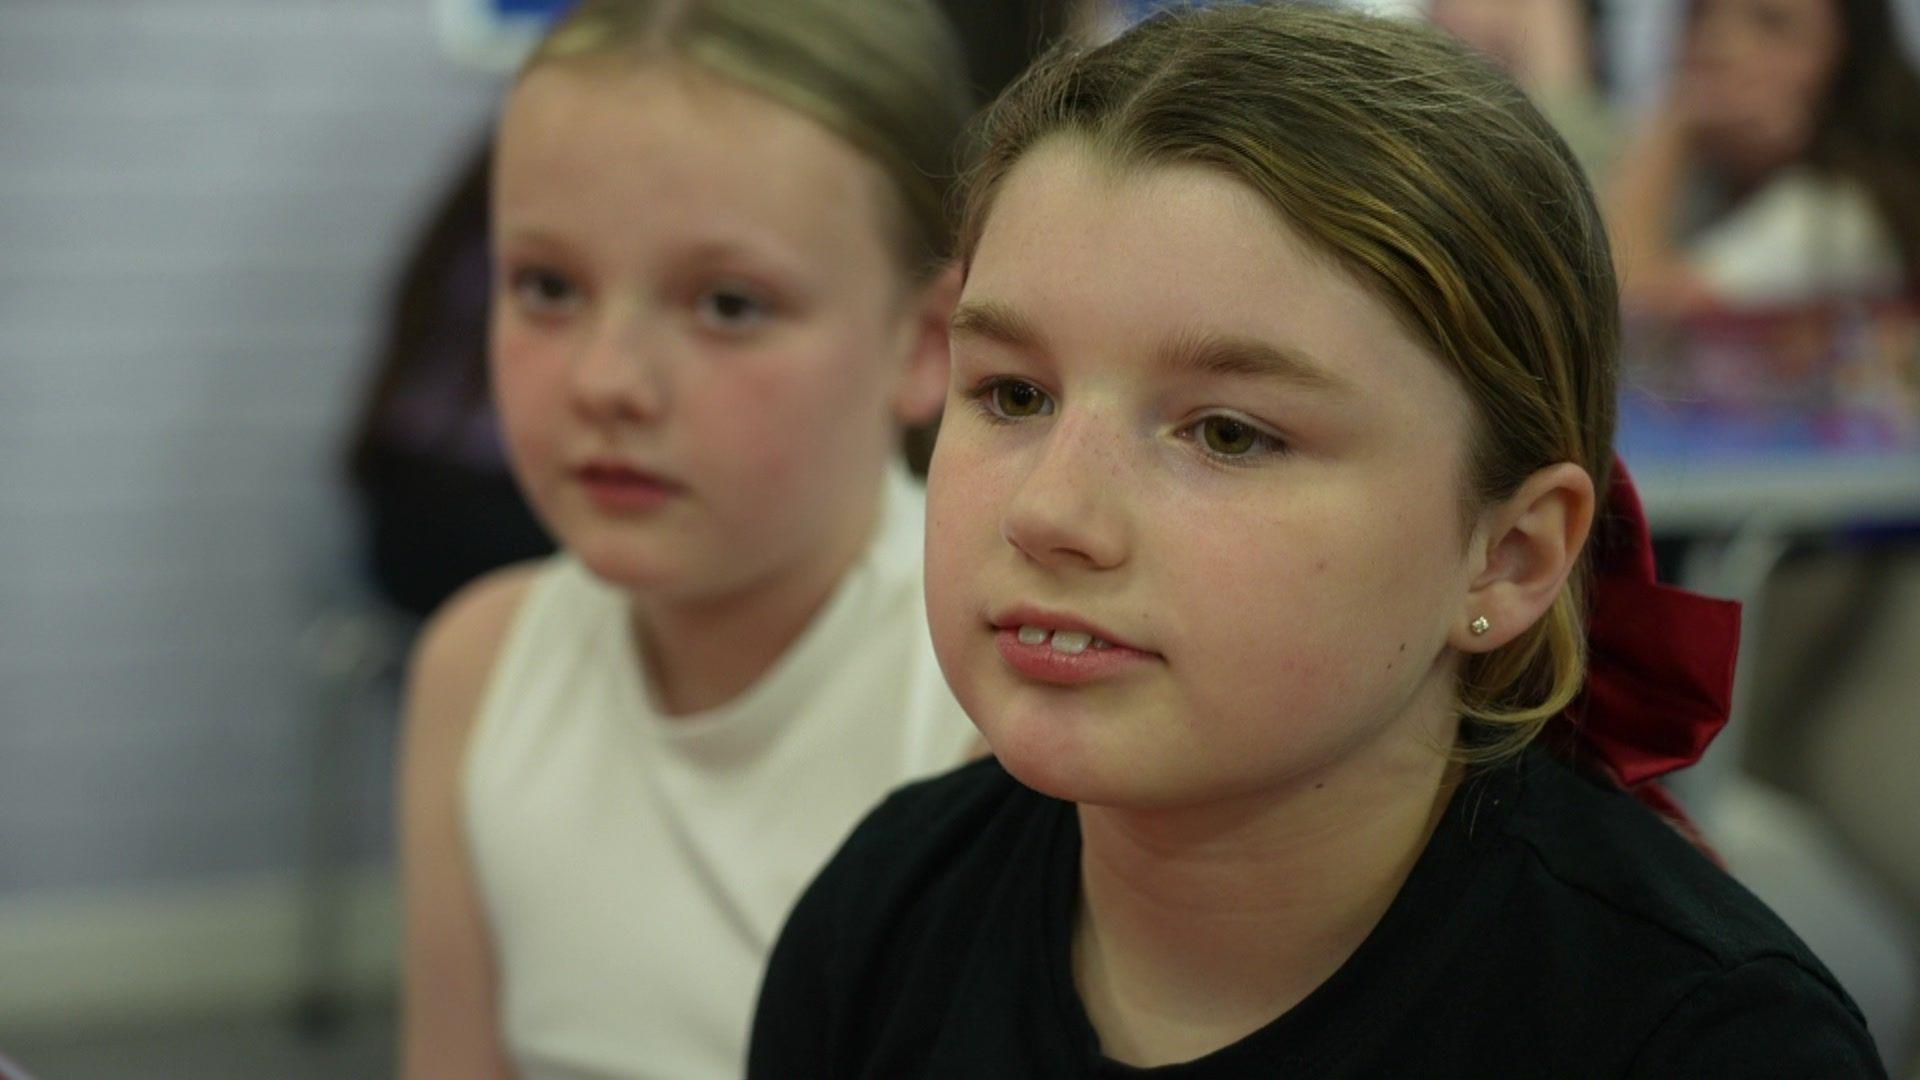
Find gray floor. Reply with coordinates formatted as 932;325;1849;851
4;1006;393;1080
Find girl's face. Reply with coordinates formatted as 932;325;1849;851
492;65;944;602
1428;0;1540;74
1682;0;1843;173
927;143;1482;809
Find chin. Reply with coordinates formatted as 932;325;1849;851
985;734;1103;804
993;743;1209;811
567;533;691;595
973;702;1155;808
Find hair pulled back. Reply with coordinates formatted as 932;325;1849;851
527;0;973;279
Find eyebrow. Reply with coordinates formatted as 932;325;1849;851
1159;329;1352;394
952;299;1351;394
950;299;1048;354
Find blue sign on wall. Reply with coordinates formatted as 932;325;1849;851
436;0;581;69
491;0;578;19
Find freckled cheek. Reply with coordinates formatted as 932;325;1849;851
1163;528;1386;704
937;416;1031;518
925;435;1014;633
926;449;990;559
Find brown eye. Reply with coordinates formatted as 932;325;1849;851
991;380;1052;418
511;267;580;313
1199;416;1259;456
695;286;771;332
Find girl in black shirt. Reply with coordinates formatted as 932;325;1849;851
749;4;1885;1075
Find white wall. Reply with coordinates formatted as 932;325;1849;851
0;0;497;902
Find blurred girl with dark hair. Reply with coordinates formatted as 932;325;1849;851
1608;0;1920;313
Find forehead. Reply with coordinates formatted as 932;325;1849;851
964;140;1469;420
494;63;897;258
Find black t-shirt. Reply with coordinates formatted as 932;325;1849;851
749;746;1884;1078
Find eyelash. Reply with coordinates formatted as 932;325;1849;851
693;285;774;335
966;377;1053;425
502;266;779;336
508;266;581;316
1179;414;1289;464
964;377;1290;465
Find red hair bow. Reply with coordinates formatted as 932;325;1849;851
1554;457;1742;835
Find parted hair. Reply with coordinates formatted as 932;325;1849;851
523;0;973;281
957;2;1621;759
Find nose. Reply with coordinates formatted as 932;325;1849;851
1000;408;1130;572
568;304;667;424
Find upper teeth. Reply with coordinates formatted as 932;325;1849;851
1016;625;1111;654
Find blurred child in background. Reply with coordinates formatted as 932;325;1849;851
396;2;983;1075
346;1;1081;616
1427;0;1618;174
1608;0;1920;313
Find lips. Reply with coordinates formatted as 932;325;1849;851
990;606;1149;655
578;460;676;484
989;605;1159;686
1015;624;1112;655
573;459;683;513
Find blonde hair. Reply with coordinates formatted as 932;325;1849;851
958;4;1619;761
523;0;972;280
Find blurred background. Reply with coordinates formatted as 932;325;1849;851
1;0;1917;1076
1;1;504;1074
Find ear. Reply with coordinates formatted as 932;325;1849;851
890;261;961;426
1454;462;1596;653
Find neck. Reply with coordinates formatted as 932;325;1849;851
1073;718;1462;1067
631;476;886;716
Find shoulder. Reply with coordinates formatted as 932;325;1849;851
1625;956;1885;1077
399;559;550;880
404;560;548;752
1504;751;1825;971
397;564;544;1079
1490;750;1875;1062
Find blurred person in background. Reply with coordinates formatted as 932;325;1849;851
1431;0;1595;90
395;1;986;1076
345;0;1081;618
1427;0;1619;175
1607;0;1920;314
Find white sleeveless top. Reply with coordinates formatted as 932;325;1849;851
463;468;975;1079
1690;167;1906;303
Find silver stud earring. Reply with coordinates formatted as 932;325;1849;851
1469;616;1491;637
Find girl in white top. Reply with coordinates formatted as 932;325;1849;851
1607;0;1920;311
396;2;979;1076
